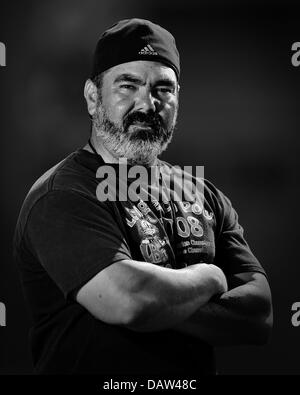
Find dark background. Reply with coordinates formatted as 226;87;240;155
0;0;299;374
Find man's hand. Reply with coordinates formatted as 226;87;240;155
206;263;228;295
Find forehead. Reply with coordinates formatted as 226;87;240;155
103;60;177;84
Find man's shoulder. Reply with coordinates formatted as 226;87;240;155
14;149;99;244
29;148;97;196
24;151;80;203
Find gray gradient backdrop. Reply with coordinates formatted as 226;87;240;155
0;0;299;374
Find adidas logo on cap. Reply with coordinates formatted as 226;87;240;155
138;44;158;56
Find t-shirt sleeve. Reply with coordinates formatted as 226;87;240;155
25;190;132;299
212;188;267;278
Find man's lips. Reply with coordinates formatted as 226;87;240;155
130;121;153;127
128;122;154;129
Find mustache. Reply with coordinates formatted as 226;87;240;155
123;111;163;132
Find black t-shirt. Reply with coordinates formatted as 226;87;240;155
13;148;266;375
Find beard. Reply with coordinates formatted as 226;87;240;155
92;100;178;166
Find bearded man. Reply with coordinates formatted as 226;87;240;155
14;18;273;375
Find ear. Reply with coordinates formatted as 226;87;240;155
84;79;98;116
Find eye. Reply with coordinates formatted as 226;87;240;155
156;87;173;95
120;84;136;91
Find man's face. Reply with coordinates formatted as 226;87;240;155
92;60;179;165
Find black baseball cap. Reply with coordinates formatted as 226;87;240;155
90;18;180;81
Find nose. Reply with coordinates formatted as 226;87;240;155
134;87;157;113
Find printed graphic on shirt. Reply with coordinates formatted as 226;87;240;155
171;200;215;266
122;195;215;268
124;200;172;267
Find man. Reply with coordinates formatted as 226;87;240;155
14;18;273;375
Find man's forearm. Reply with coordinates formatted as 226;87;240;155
124;261;227;332
172;273;273;346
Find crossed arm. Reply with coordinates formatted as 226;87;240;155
173;271;273;346
76;259;273;346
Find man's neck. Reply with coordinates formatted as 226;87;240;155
83;135;122;164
